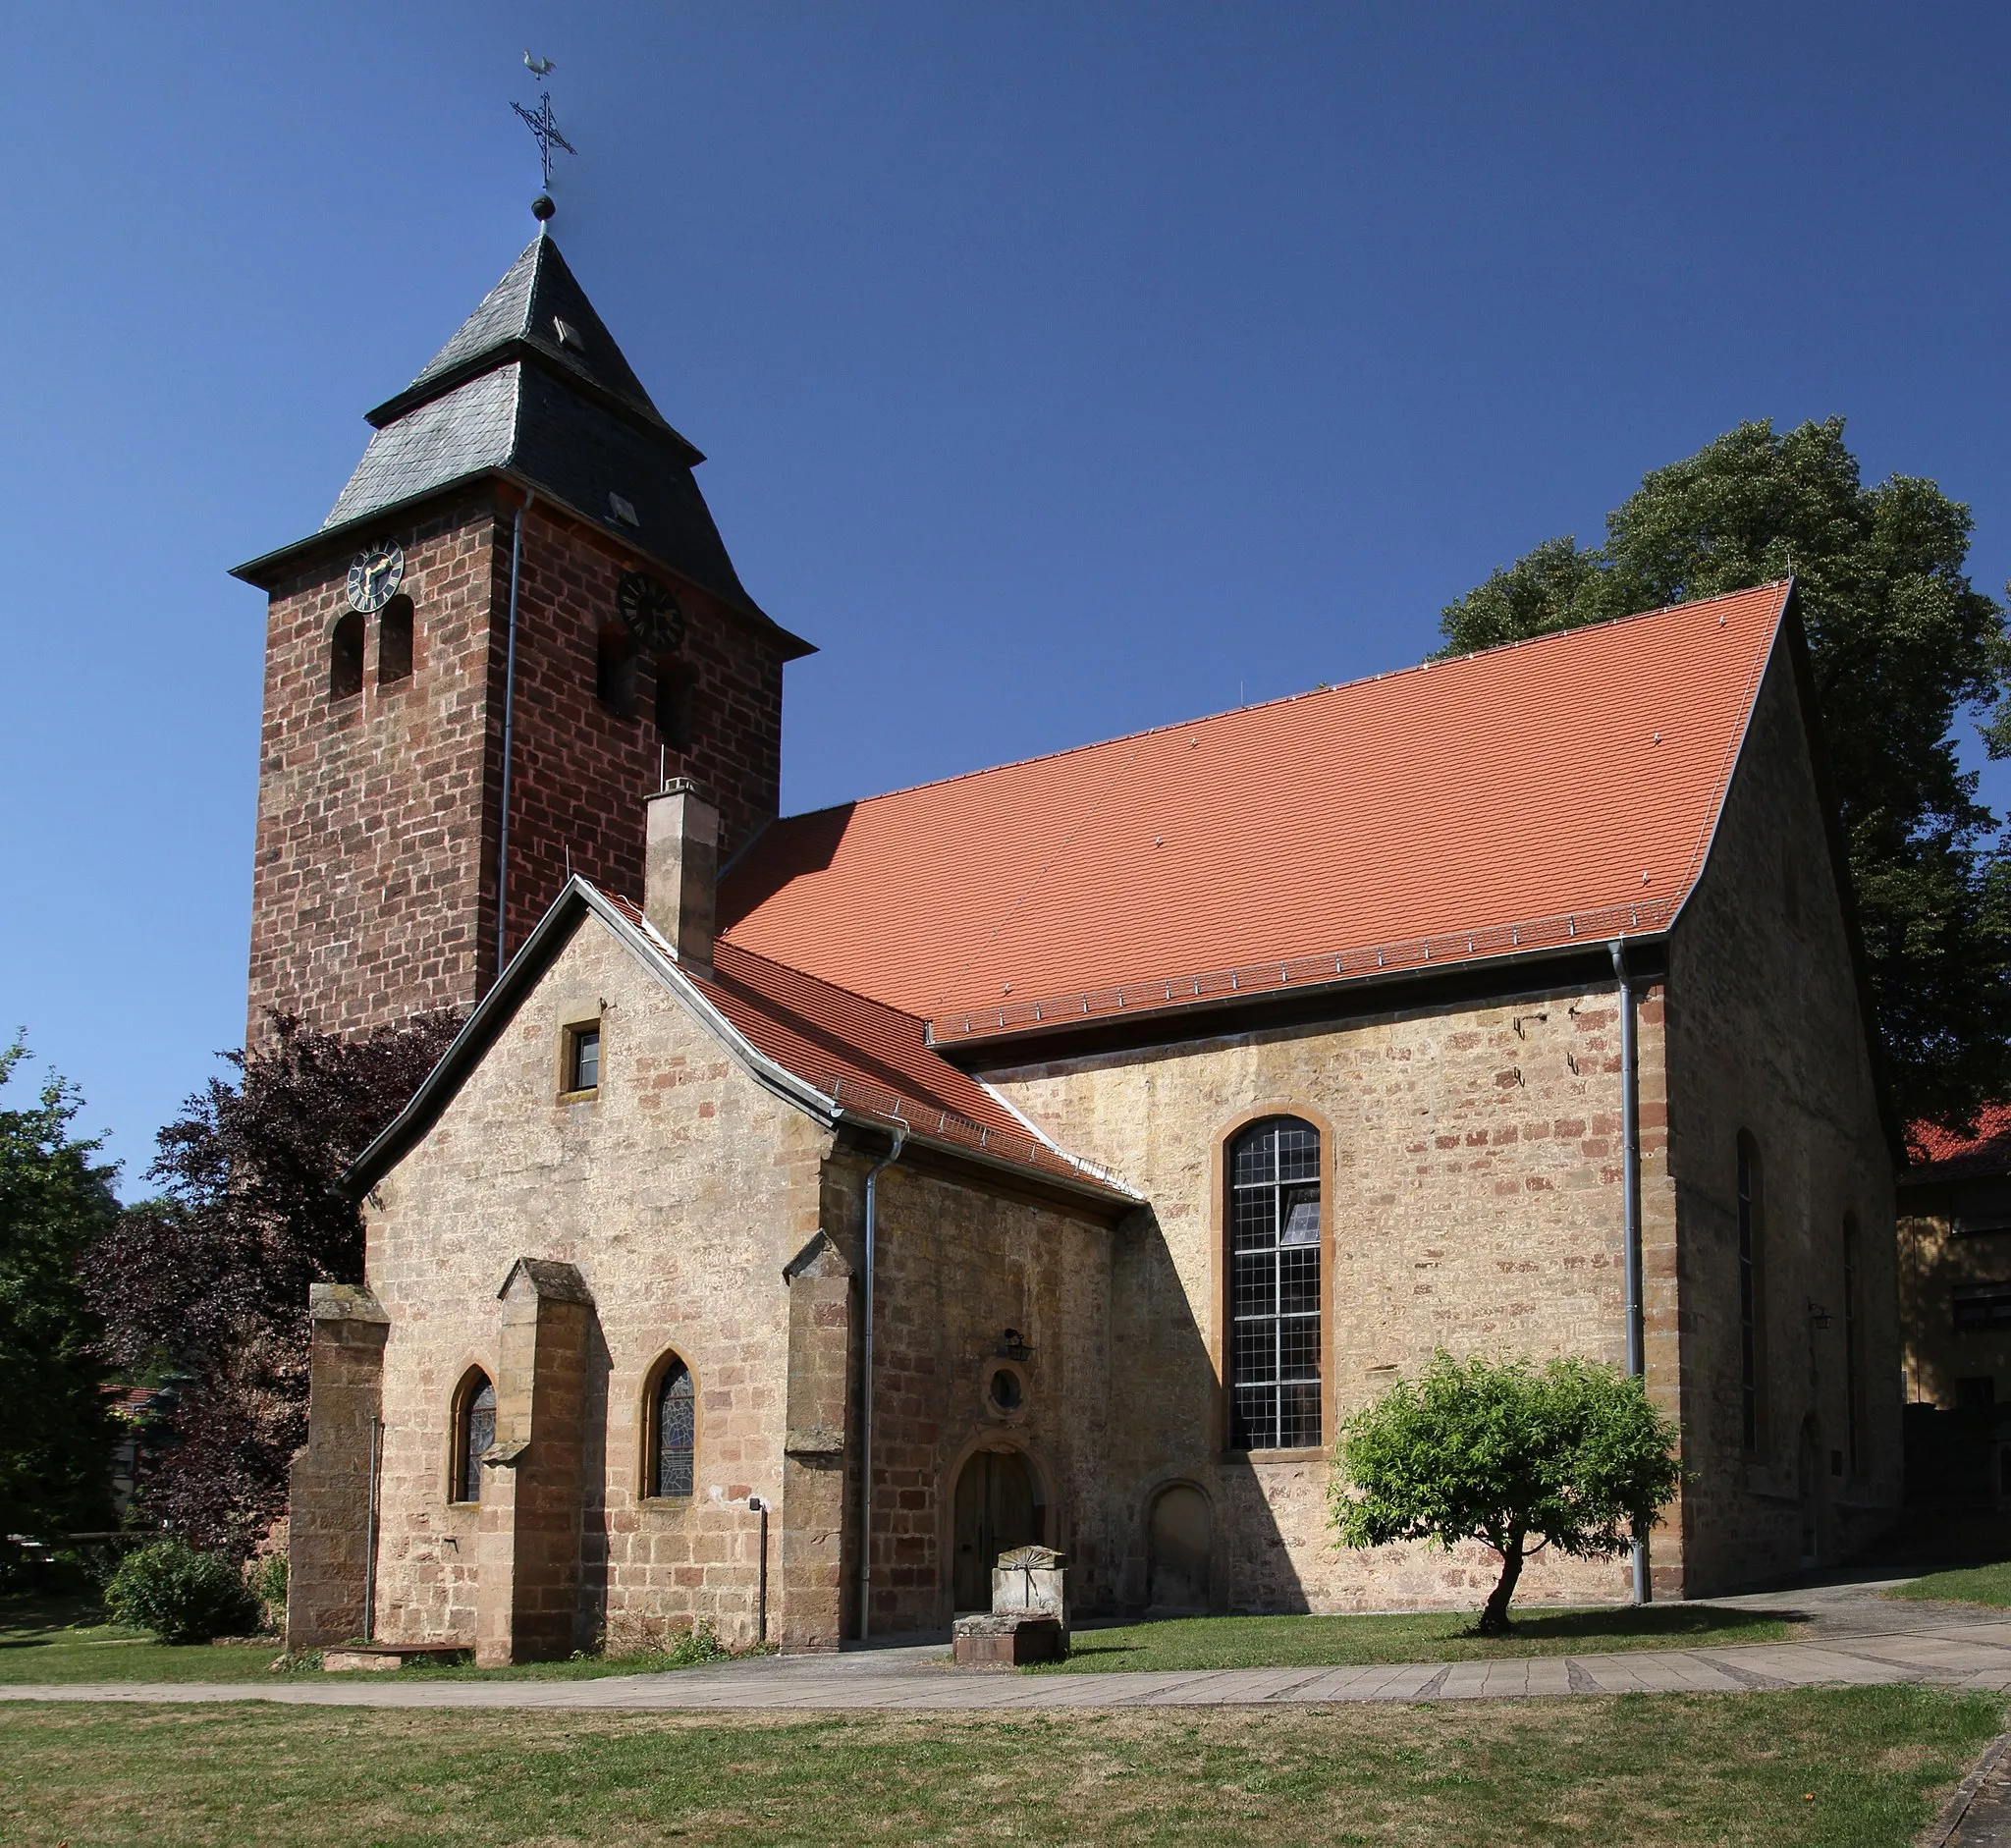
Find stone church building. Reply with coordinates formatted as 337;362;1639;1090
247;231;1903;1659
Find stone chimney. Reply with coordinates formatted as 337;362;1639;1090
644;779;718;978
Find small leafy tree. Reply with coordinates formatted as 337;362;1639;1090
82;1009;459;1552
1332;1351;1680;1635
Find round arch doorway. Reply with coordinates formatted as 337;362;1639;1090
951;1447;1042;1612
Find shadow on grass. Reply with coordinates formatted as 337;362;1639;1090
1043;1603;1807;1673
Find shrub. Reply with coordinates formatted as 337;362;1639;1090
105;1538;259;1643
254;1551;287;1631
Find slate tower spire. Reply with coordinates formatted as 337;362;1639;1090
234;238;811;1040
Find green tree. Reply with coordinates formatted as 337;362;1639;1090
1439;418;2011;1133
1332;1351;1680;1635
0;1037;119;1543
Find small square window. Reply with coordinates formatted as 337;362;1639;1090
567;1024;600;1095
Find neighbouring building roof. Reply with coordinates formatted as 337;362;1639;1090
719;581;1794;1043
1906;1105;2011;1181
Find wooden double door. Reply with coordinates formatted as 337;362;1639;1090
951;1449;1041;1612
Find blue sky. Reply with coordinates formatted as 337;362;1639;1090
4;3;2008;1186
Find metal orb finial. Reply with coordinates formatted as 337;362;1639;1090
531;193;557;222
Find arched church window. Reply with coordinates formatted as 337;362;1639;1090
596;624;638;716
650;1357;696;1498
655;656;695;749
1738;1132;1766;1454
1227;1114;1322;1450
377;594;414;686
330;611;365;701
454;1371;496;1504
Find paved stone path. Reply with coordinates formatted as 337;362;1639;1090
11;1577;2011;1713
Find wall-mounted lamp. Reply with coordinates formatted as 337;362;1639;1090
1807;1299;1832;1330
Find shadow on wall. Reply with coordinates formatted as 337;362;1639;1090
577;1315;614;1652
1106;1203;1304;1617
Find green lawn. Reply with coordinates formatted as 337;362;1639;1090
0;1600;757;1685
0;1686;1996;1846
3;1598;1798;1687
0;1601;285;1685
1042;1603;1797;1672
1887;1561;2011;1607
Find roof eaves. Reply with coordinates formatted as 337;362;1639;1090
364;339;705;462
230;471;815;657
585;890;845;1127
229;466;509;587
928;895;1681;1048
840;1110;1143;1209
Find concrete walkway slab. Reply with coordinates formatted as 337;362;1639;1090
13;1586;2011;1713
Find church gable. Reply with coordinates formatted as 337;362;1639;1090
357;895;824;1236
349;874;1127;1212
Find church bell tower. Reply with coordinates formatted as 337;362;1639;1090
233;232;813;1039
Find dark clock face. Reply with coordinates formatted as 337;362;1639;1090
347;543;405;615
616;571;684;652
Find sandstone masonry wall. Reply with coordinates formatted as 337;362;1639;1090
853;1153;1119;1634
497;502;786;962
1663;644;1901;1589
246;492;507;1040
984;983;1658;1613
364;912;827;1654
245;492;787;1040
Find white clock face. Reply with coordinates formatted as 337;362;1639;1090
347;543;406;614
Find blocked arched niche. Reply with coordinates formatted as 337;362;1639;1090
1146;1482;1214;1612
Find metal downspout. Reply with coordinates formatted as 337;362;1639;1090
495;489;534;976
1610;939;1649;1604
858;1126;906;1641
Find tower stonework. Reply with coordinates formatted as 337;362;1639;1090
236;236;810;1040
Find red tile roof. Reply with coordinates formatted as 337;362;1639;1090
720;583;1792;1041
601;895;1127;1194
1907;1105;2011;1179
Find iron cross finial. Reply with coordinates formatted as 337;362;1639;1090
513;55;576;217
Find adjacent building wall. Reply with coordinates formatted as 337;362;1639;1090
1898;1174;2011;1411
1662;642;1902;1589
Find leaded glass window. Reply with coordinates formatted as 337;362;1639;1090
459;1376;495;1503
1229;1116;1322;1449
654;1360;695;1498
1737;1135;1763;1453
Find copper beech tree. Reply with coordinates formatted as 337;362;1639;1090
82;1009;460;1553
1331;1352;1680;1636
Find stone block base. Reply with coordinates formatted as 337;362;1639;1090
323;1644;474;1673
951;1612;1065;1667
